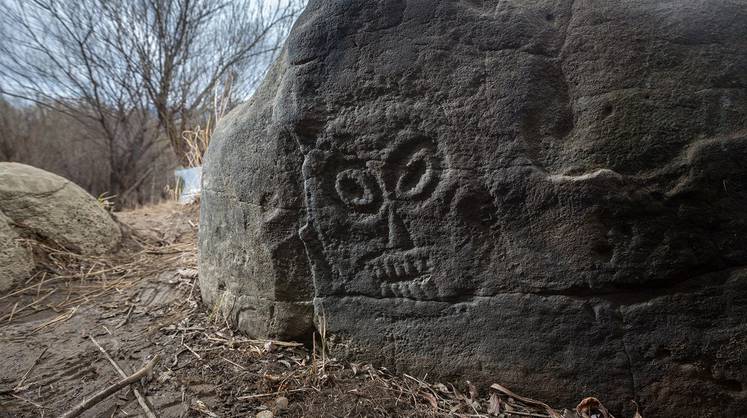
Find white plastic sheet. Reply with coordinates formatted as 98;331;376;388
175;166;202;204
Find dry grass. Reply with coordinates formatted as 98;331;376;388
0;208;195;329
182;76;234;168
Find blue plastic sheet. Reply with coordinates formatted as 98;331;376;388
174;166;202;204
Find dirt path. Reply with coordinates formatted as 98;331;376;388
0;203;611;418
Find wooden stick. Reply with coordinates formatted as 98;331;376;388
59;354;160;418
89;336;159;418
182;343;202;360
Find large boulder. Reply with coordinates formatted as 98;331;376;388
201;0;747;415
0;163;122;285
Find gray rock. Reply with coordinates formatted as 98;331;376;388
201;0;747;415
0;210;33;292
0;163;122;256
199;57;314;340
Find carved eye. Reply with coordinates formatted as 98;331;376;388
396;148;435;199
335;169;379;208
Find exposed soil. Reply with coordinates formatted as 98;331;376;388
0;202;620;418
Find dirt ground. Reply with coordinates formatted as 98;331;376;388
0;202;618;418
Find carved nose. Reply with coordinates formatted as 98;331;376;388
386;203;414;250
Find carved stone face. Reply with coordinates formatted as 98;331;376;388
301;126;498;300
291;0;747;306
247;1;747;414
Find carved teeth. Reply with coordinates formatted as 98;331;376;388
384;259;395;277
403;260;415;276
416;258;427;273
378;275;438;300
421;276;436;298
407;282;423;299
389;283;401;298
397;282;411;298
394;263;404;277
374;267;384;279
381;285;392;298
371;250;435;299
369;251;431;281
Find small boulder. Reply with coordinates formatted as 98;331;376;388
0;162;121;255
0;210;33;292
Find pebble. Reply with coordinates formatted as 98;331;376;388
275;396;289;411
256;410;274;418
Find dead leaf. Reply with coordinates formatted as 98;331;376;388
452;384;466;402
576;397;614;418
562;409;580;418
487;393;501;416
191;400;219;417
433;383;450;394
421;392;439;410
467;381;478;401
490;383;563;418
262;372;282;382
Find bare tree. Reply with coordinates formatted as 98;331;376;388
0;0;303;200
0;98;27;161
97;0;302;164
0;100;119;196
0;0;159;198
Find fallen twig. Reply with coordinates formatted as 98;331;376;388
89;336;158;418
221;356;246;370
59;354;160;418
183;342;202;360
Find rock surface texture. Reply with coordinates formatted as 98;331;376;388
0;163;122;289
198;63;314;340
0;210;33;292
200;1;747;415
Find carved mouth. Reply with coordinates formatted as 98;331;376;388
365;249;437;299
379;275;438;299
367;248;431;280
